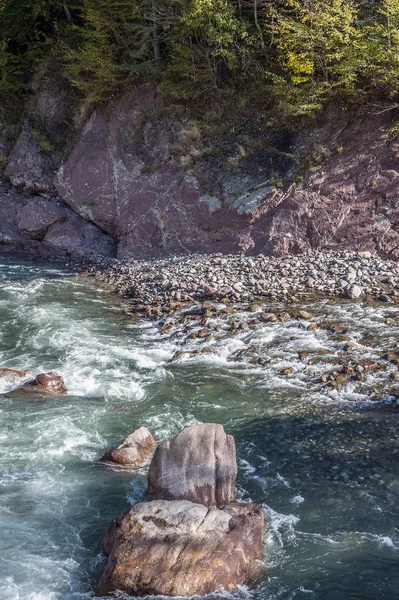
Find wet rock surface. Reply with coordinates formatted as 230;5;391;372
88;265;399;410
0;370;67;396
97;423;263;596
20;372;67;395
96;499;264;598
101;426;157;468
0;368;34;392
148;423;237;506
0;258;397;600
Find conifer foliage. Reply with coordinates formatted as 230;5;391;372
1;0;399;117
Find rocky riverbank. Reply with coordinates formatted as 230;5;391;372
88;250;399;305
85;250;399;409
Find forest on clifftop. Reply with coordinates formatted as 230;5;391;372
1;0;399;123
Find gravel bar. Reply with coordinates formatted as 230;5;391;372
86;250;399;306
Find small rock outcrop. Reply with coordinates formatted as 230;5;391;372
101;426;157;468
20;372;67;395
5;120;55;194
96;499;264;598
0;188;116;258
148;423;237;506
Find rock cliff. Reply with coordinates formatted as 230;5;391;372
2;84;399;260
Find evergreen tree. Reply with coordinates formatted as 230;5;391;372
270;0;363;118
2;0;399;120
0;0;78;96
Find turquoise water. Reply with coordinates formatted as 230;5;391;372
0;256;398;600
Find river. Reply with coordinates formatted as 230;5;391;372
0;256;398;600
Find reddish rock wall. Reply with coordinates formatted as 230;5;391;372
2;84;399;260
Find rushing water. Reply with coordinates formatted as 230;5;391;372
0;256;398;600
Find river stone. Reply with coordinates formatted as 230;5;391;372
96;499;264;597
101;426;157;468
298;310;313;320
347;284;363;299
148;423;237;506
20;372;67;395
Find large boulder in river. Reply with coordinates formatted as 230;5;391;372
96;499;264;597
20;372;67;395
148;423;237;506
101;426;157;468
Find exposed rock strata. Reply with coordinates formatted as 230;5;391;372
101;426;157;468
148;423;237;506
96;499;264;597
4;87;399;261
5;84;81;195
53;92;399;260
54;87;270;259
6;120;55;194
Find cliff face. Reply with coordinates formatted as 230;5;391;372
2;84;399;260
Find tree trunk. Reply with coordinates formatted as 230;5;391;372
61;1;72;22
152;0;162;68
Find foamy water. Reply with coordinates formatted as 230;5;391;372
0;256;398;600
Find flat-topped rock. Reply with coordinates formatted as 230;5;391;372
96;499;264;597
148;423;237;506
100;426;157;468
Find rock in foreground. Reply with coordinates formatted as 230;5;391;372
96;499;264;597
100;426;157;468
148;423;237;506
20;372;67;395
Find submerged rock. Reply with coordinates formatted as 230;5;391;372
96;499;264;598
20;372;67;395
101;426;157;468
148;423;237;506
